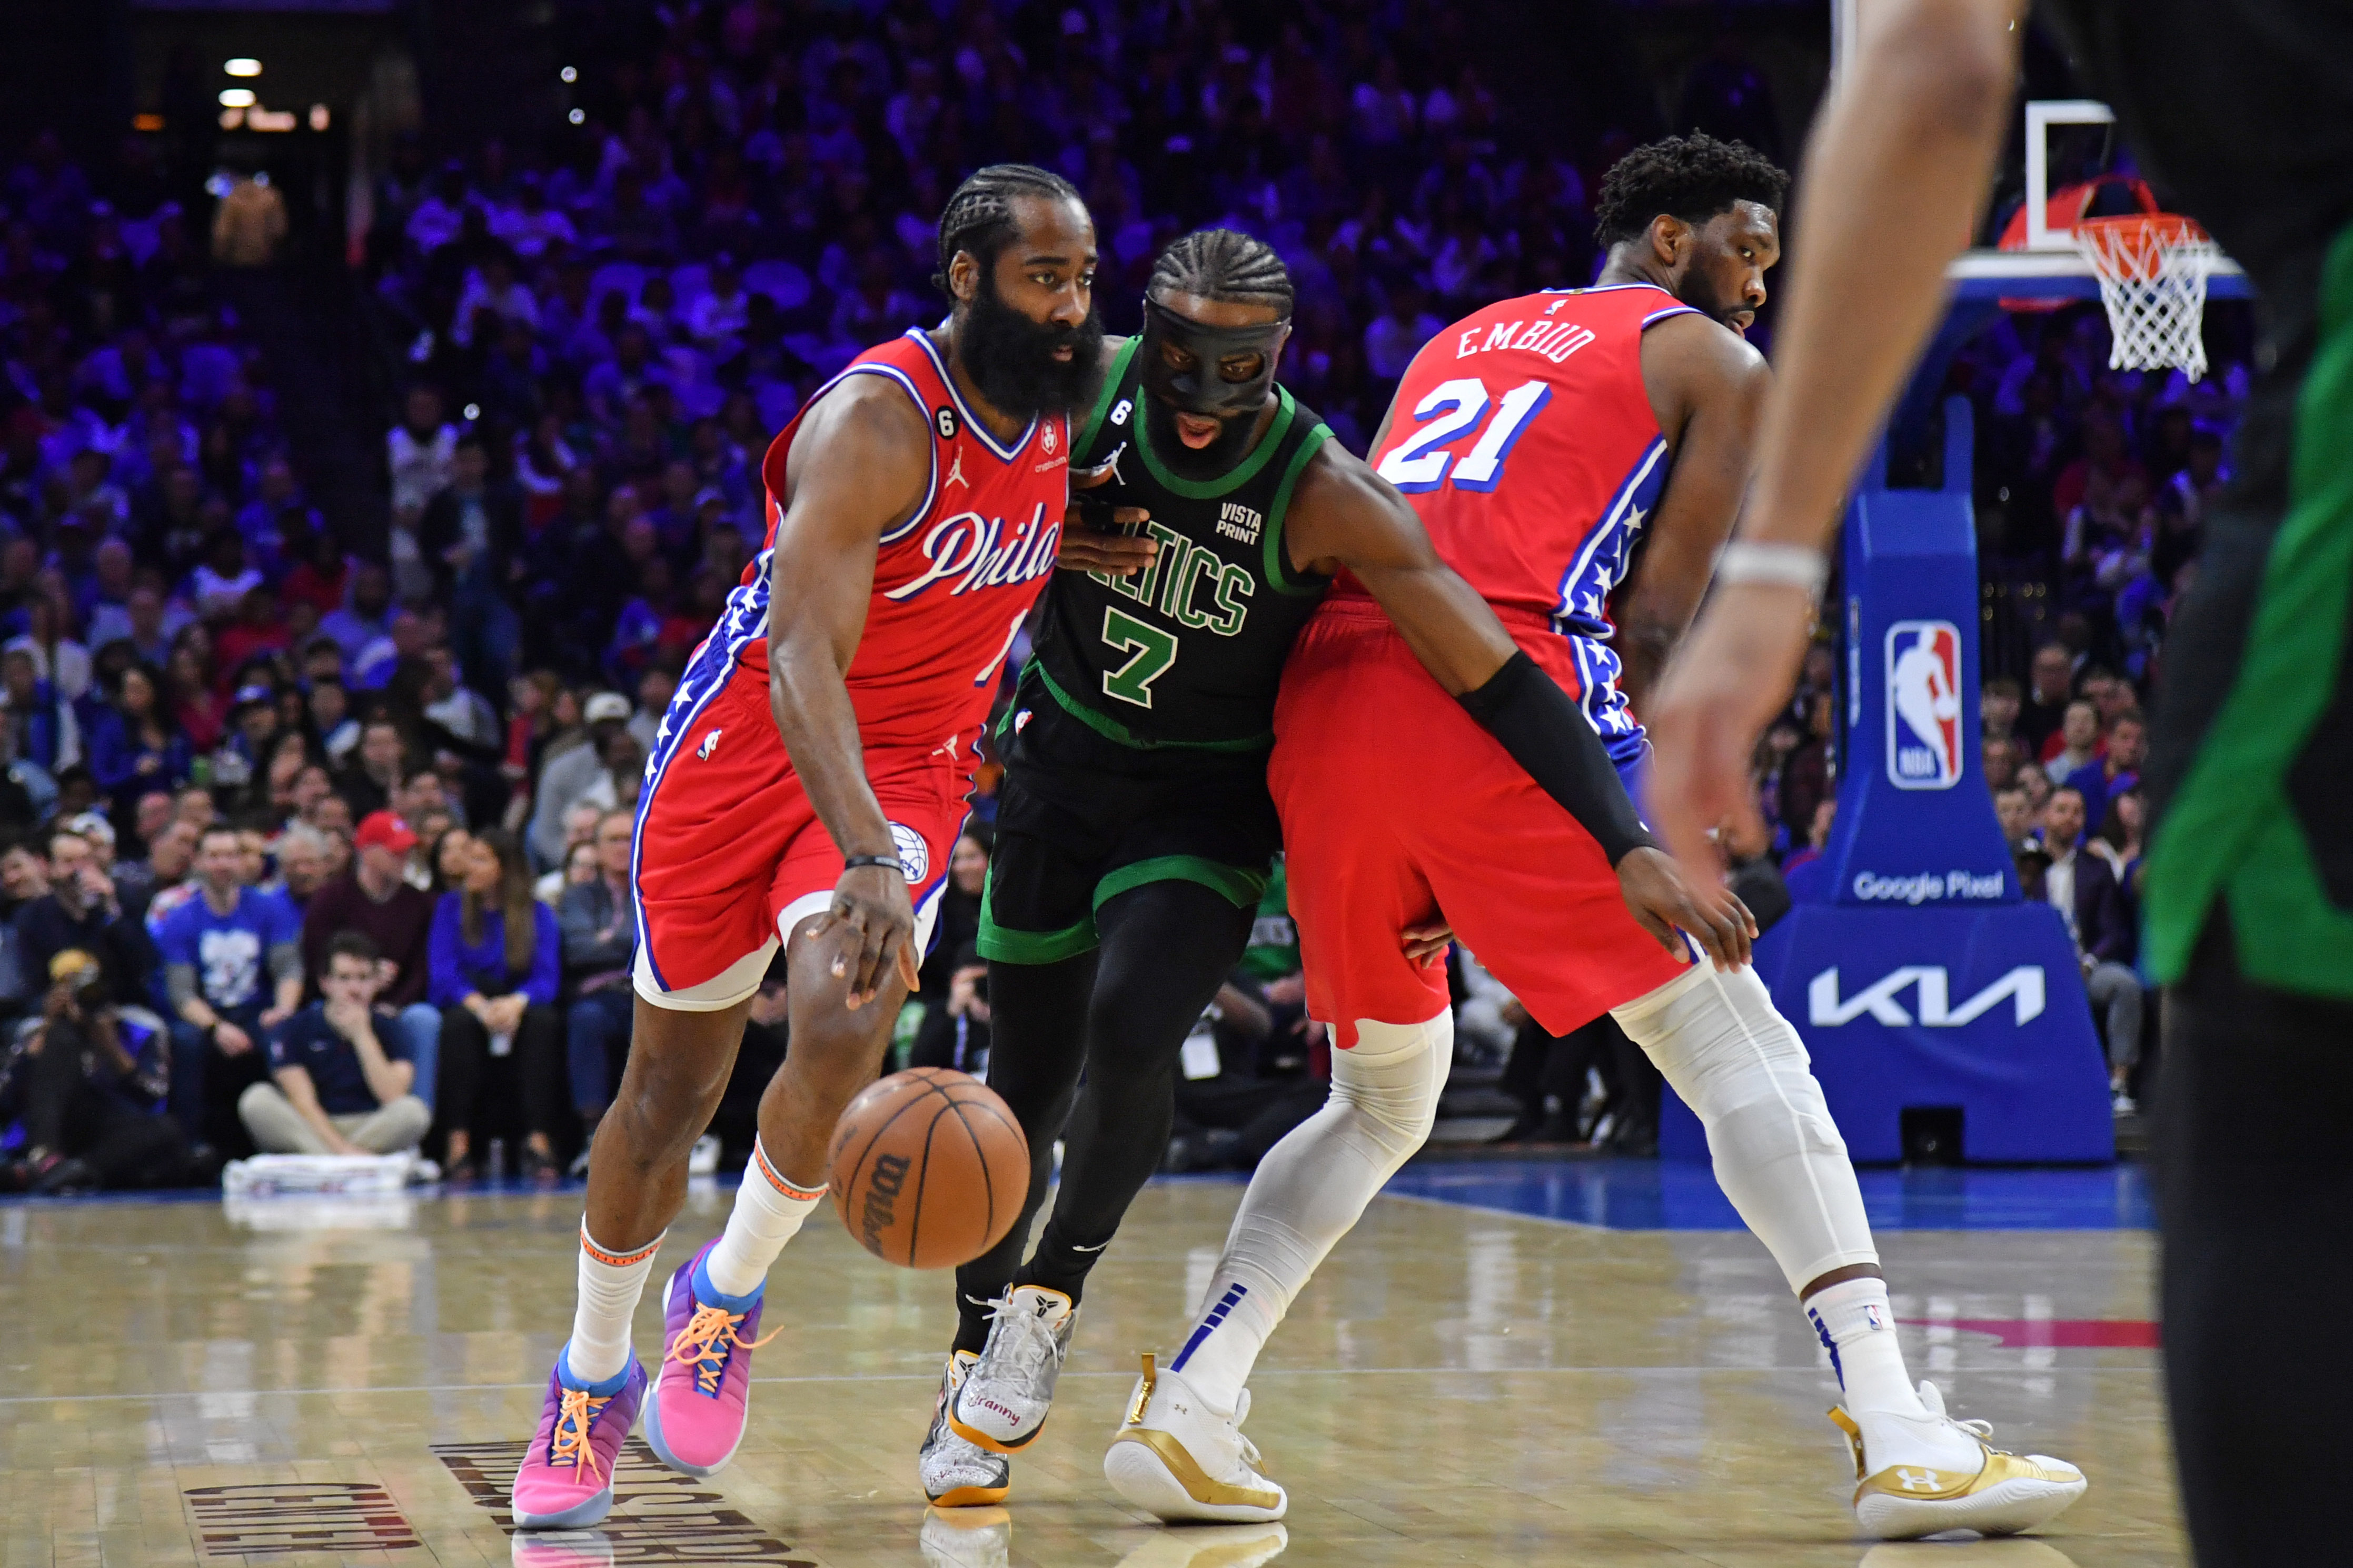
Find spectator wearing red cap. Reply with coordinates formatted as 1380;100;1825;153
299;810;441;1108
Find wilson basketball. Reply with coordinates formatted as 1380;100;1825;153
827;1067;1029;1269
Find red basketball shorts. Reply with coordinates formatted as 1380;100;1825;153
631;662;964;1011
1269;598;1691;1047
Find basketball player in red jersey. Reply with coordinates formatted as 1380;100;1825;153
1111;138;2086;1540
510;165;1114;1530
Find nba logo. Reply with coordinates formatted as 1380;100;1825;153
1885;621;1962;790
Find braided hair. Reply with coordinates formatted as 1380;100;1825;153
1147;228;1295;317
1592;133;1788;248
932;163;1083;296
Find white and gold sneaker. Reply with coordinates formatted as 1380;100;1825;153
1833;1382;2087;1540
1111;1523;1289;1567
1103;1354;1286;1524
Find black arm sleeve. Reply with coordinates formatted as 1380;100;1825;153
1457;652;1657;866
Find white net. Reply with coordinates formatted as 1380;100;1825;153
2073;217;2219;381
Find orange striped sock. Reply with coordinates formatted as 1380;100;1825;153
704;1138;826;1299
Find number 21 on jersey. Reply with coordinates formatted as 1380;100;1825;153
1375;376;1553;495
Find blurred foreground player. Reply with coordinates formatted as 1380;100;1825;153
917;229;1747;1509
511;164;1102;1529
1640;7;2353;1563
1113;137;2087;1538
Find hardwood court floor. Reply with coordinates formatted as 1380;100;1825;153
0;1174;2179;1567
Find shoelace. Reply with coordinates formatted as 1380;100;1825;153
979;1294;1065;1385
1232;1389;1267;1473
666;1303;782;1395
544;1389;611;1484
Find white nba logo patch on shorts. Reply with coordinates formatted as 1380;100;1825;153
889;822;929;884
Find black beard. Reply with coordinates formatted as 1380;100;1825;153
1675;267;1748;331
953;275;1106;423
1145;393;1258;482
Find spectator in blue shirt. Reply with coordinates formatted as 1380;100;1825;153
1;646;77;774
85;664;191;819
429;826;563;1180
2063;708;2146;835
157;824;302;1149
239;932;431;1155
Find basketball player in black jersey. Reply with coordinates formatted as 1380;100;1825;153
917;229;1751;1506
1643;4;2353;1564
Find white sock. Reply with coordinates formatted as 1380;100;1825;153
1167;1273;1283;1413
1173;1014;1450;1412
567;1224;664;1383
1804;1277;1924;1416
703;1138;826;1300
1808;1277;1989;1473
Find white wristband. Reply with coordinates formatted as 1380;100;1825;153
1714;541;1829;597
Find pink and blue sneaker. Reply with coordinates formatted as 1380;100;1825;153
510;1346;646;1530
643;1238;779;1477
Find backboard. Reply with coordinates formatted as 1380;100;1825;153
1945;99;2248;303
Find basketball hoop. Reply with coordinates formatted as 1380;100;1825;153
2073;213;2219;381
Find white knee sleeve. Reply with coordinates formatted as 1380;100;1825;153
1612;964;1878;1292
1215;1011;1451;1324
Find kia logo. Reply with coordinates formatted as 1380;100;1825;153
1809;966;2045;1027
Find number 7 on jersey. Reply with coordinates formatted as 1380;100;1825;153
1100;606;1178;708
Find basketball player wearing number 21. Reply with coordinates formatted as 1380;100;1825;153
508;164;1107;1531
1125;136;2087;1540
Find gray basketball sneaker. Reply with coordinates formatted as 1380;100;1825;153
920;1352;1010;1507
948;1285;1078;1453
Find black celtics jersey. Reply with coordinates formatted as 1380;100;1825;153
1025;337;1333;749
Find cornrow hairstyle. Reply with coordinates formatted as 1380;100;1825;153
932;163;1083;296
1592;133;1789;248
1147;228;1296;317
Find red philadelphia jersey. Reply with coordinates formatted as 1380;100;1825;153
719;328;1069;751
1365;283;1701;764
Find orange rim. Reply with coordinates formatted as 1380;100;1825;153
2074;213;2213;279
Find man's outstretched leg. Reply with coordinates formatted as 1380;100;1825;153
641;910;912;1479
1607;962;2087;1540
1105;1010;1450;1524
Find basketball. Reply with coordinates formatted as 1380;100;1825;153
827;1067;1028;1269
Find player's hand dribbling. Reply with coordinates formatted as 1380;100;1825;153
1613;846;1756;972
1056;458;1155;576
822;863;921;1010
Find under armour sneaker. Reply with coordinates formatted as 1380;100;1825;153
643;1238;779;1477
949;1285;1077;1453
1103;1353;1286;1524
1832;1381;2088;1539
921;1352;1011;1507
510;1347;646;1530
1110;1524;1289;1568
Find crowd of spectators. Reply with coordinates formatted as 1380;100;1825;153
1981;644;2153;1115
354;0;1635;698
0;0;2249;1185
